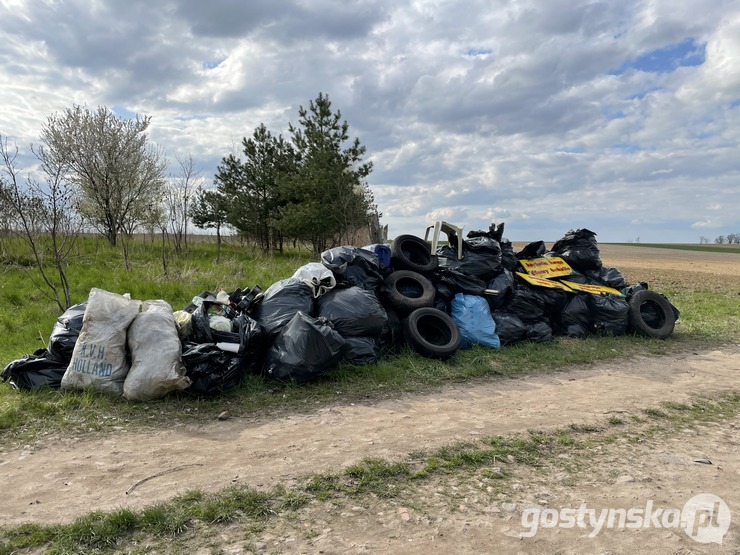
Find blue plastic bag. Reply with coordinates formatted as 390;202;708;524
451;293;500;350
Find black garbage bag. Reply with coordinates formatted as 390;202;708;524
190;301;232;342
622;282;648;298
191;304;264;362
47;302;87;363
227;314;264;363
598;267;627;289
516;241;546;260
526;320;553;343
321;246;384;292
581;266;627;289
433;282;455;312
438;236;502;282
560;271;588;284
589;293;629;336
378;308;404;353
1;349;68;390
316;286;387;338
503;284;546;324
342;336;381;365
551;228;602;271
539;286;568;319
463;236;503;258
263;312;346;384
499;239;519;272
253;278;314;338
492;312;527;345
558;294;591;337
433;268;488;296
182;343;248;396
487;270;515;310
467;221;505;242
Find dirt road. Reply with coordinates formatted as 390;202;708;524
2;346;738;533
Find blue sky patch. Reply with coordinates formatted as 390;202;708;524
610;38;705;75
611;143;642;153
202;57;226;69
628;87;662;100
112;106;137;120
558;146;587;154
464;48;492;57
175;114;209;121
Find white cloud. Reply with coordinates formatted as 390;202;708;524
1;0;738;243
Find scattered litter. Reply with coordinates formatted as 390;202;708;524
2;221;681;396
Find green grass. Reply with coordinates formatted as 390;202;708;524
610;242;740;254
2;391;738;554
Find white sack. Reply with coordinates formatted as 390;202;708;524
61;288;141;395
123;300;190;401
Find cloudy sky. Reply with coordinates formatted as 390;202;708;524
1;0;738;243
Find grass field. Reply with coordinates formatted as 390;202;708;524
1;235;738;448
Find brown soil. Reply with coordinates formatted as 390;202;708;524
598;244;740;292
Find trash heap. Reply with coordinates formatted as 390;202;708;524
1;224;680;399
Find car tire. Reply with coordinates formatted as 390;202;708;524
383;270;435;314
627;290;676;339
403;307;461;360
391;234;438;274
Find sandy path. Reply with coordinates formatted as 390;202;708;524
1;346;738;526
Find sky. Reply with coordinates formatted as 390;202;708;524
1;0;739;244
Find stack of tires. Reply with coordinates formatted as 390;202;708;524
383;235;461;360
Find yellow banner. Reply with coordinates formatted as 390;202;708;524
519;257;573;278
516;272;574;291
559;280;624;296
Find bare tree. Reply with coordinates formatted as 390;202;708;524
40;104;167;247
166;154;203;254
0;174;13;258
699;236;709;244
0;136;83;311
714;235;726;244
138;196;170;275
191;187;229;262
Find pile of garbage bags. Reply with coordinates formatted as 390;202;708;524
1;225;680;398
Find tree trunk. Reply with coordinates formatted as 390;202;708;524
121;233;131;271
107;228;117;247
161;229;168;276
216;224;222;263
